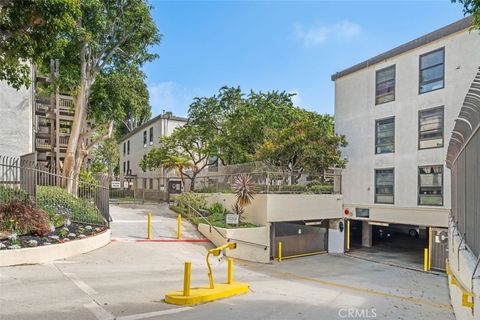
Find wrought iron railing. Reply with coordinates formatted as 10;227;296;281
0;155;110;227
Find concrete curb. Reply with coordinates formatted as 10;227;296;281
0;229;111;267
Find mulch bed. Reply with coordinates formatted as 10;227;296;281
0;222;107;250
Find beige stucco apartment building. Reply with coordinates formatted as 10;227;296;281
333;17;480;260
118;112;187;191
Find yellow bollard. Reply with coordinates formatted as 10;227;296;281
177;214;182;240
346;220;350;251
424;248;429;272
278;241;282;262
428;227;432;271
147;212;152;240
227;258;234;284
183;262;191;296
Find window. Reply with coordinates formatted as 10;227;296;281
123;142;126;156
419;107;444;149
419;165;443;206
356;208;370;218
375;117;395;154
149;178;153;189
375;65;395;105
123;162;126;174
143;131;147;147
127;160;130;174
127;140;130;155
375;169;394;204
149;127;153;145
419;48;444;94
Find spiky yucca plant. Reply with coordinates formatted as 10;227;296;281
231;174;255;219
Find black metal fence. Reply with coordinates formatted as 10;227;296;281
0;155;110;227
447;67;480;258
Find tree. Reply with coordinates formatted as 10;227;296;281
452;0;480;28
90;138;119;177
160;155;195;189
141;123;218;191
0;0;160;192
256;110;347;181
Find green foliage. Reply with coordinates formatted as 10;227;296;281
174;192;207;211
36;186;105;226
452;0;480;29
195;187;234;194
89;66;152;135
209;202;229;216
90;138;119;176
0;186;29;204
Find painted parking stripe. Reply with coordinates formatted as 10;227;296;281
116;307;193;320
84;302;115;320
64;272;97;296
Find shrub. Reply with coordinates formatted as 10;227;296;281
175;192;207;211
0;201;50;236
36;186;105;226
0;186;29;204
209;202;228;216
308;184;333;194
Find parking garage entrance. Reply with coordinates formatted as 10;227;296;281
346;220;439;270
271;221;328;260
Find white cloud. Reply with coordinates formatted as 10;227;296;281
148;82;199;117
294;20;361;47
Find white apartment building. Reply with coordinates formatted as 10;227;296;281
118;112;187;191
333;17;480;266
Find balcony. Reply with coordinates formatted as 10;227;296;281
36;138;52;151
35;96;52;115
58;95;75;117
59;134;70;148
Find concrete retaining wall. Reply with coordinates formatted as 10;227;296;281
0;229;111;267
198;223;270;263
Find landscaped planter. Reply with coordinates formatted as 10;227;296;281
0;229;111;267
198;223;270;263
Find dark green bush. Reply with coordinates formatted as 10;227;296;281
308;184;333;194
36;186;105;226
0;186;29;204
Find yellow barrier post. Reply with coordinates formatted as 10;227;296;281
183;262;191;296
177;214;182;240
278;241;283;262
346;220;350;251
147;212;152;240
227;258;233;284
424;248;429;272
428;227;432;271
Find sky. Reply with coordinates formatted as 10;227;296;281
144;0;466;117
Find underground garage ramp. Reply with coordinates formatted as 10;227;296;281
271;221;328;260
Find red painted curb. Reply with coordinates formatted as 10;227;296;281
112;238;210;243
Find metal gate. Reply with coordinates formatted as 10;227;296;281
272;221;328;259
431;227;448;270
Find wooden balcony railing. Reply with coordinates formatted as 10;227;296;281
35;138;52;150
58;95;75;116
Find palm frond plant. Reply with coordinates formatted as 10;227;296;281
231;174;256;222
161;155;196;190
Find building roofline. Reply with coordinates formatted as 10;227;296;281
118;114;188;143
331;16;473;81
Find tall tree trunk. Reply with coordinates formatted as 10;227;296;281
63;39;90;194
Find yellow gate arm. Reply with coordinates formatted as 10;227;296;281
206;242;237;289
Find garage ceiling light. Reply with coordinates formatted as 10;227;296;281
368;222;390;227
